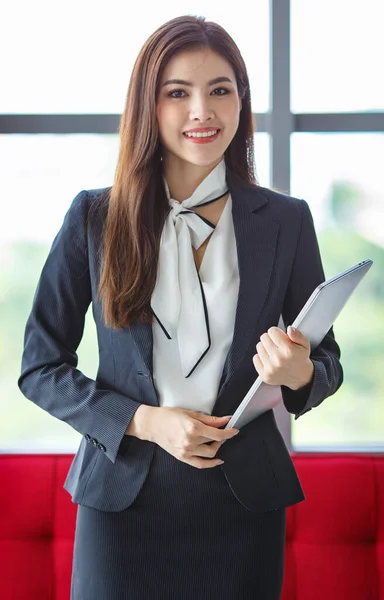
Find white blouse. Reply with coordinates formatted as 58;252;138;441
152;193;239;415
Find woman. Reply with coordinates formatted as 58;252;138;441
18;15;343;600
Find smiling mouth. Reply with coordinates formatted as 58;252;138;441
183;129;220;139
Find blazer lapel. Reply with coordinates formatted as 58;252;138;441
129;171;280;408
214;172;280;401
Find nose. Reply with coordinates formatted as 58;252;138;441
189;94;215;122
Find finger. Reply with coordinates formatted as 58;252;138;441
259;333;277;355
266;327;288;347
256;341;270;364
193;440;222;459
190;413;232;427
253;353;263;374
187;456;224;469
287;325;309;348
197;423;239;442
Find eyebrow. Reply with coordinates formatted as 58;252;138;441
162;76;233;87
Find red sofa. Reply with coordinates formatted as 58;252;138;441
1;453;384;599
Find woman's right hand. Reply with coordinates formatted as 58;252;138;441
128;405;239;469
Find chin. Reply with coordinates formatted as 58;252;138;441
178;148;228;168
185;156;223;168
162;139;229;169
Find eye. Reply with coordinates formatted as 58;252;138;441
212;87;230;96
168;89;187;98
167;87;231;99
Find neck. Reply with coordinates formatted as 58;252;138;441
162;154;224;201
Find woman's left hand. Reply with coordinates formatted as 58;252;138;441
253;326;314;390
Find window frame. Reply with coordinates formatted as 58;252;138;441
1;0;383;453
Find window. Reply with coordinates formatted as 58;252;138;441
291;0;384;112
1;1;269;114
2;1;383;452
291;134;384;449
1;134;117;450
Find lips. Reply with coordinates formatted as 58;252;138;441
183;130;221;144
182;129;221;144
183;127;221;134
184;128;220;135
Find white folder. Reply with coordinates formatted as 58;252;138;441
225;258;373;430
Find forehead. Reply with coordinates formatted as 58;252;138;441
160;47;236;82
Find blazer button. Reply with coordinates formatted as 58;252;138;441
97;443;106;452
85;434;91;442
92;439;98;447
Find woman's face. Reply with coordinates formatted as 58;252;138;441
156;47;242;170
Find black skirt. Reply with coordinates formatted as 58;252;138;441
71;444;286;600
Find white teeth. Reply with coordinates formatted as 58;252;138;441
184;130;218;138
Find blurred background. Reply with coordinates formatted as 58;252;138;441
1;0;383;453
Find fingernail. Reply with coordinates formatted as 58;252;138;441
218;460;224;465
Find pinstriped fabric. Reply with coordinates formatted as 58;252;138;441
17;190;142;467
18;172;343;514
71;444;286;600
279;197;344;420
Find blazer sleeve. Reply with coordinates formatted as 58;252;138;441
17;190;142;464
281;198;344;420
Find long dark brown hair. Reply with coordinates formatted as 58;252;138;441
97;15;258;329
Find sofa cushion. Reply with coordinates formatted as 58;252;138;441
1;453;383;599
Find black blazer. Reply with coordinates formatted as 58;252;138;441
18;171;343;513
